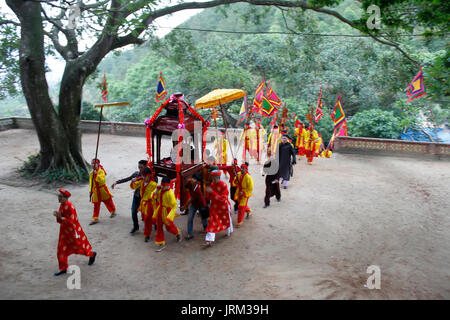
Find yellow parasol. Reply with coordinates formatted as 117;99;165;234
195;89;245;162
194;89;245;109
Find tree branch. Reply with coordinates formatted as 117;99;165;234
110;0;421;67
43;29;69;59
41;6;80;59
308;6;421;66
0;19;20;26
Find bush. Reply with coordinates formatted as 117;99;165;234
19;153;89;184
348;109;401;139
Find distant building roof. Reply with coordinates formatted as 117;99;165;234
401;128;450;143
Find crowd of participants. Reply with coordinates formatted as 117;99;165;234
51;121;331;275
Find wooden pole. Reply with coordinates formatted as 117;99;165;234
219;101;236;162
90;106;103;202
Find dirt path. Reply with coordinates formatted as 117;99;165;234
0;129;449;299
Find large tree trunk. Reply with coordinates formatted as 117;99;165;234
58;38;114;168
7;0;88;179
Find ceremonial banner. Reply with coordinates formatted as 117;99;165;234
406;68;426;102
266;83;282;107
332;94;346;128
252;79;265;111
101;73;108;102
328;119;348;149
156;72;168;102
261;96;276;117
237;94;248;124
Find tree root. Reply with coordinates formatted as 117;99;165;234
20;152;89;183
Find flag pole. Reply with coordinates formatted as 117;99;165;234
90;106;103;202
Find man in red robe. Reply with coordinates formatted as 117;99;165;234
204;166;233;247
218;158;240;214
53;188;96;276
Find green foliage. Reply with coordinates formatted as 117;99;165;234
3;0;447;142
358;0;450;33
0;13;20;99
20;153;89;183
0;96;30;117
392;99;422;132
80;102;109;121
348;109;402;139
424;48;450;105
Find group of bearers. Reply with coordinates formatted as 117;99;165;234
293;122;332;163
52;120;328;275
52;157;255;275
122;159;255;249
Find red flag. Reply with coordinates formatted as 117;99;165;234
101;73;108;102
315;88;324;123
266;82;282;107
252;78;265;112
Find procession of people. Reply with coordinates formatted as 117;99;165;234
50;78;341;275
51;118;333;275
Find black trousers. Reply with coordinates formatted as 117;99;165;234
264;180;281;206
131;194;141;230
230;186;239;212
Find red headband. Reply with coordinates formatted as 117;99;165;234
58;188;71;198
240;164;248;169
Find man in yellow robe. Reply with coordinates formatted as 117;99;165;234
130;167;157;242
305;126;321;164
240;123;251;162
294;121;307;158
267;125;281;156
253;122;266;163
89;158;116;225
233;163;254;227
213;130;228;165
300;125;310;158
319;147;333;158
152;176;181;251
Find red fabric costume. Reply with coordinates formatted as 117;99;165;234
56;201;94;271
152;187;180;245
218;164;241;187
206;180;231;233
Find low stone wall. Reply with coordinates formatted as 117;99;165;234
335;136;450;159
4;117;449;160
0;117;16;131
0;117;243;140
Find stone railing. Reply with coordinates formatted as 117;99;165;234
0;117;243;140
335;136;450;159
0;117;15;131
3;117;449;159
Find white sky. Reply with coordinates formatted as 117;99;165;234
0;0;203;86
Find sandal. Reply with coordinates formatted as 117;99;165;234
89;220;99;225
202;241;212;248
